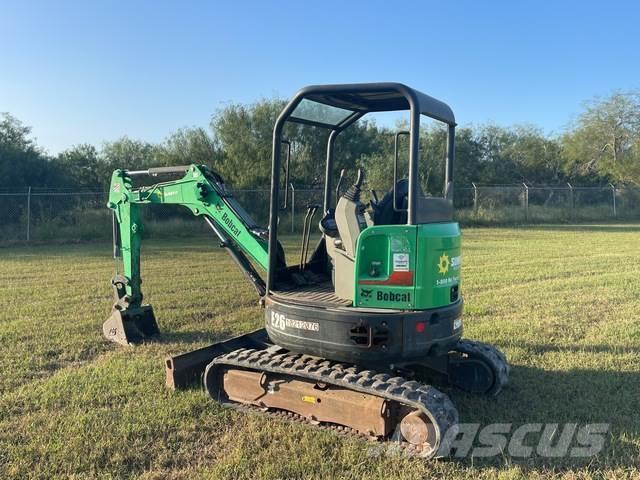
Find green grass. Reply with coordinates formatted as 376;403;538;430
1;227;639;479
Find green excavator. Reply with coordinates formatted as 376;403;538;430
103;83;509;458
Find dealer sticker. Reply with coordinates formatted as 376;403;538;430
393;253;410;271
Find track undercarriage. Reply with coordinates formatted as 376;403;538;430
166;329;509;459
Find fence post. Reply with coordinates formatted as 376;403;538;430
567;182;574;218
290;184;295;233
26;186;32;241
472;182;478;214
610;183;617;218
522;183;529;221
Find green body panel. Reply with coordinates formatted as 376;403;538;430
107;165;269;306
354;225;417;309
353;223;461;310
413;223;461;309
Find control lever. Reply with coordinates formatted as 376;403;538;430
335;169;346;204
342;168;365;203
354;168;364;189
299;204;320;270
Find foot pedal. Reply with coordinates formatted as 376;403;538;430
302;270;321;283
290;272;309;286
103;305;159;346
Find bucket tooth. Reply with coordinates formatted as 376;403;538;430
103;305;159;346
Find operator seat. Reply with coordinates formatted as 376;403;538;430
371;179;453;225
371;179;413;225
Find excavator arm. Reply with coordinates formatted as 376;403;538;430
103;164;271;345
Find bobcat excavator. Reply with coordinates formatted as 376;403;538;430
103;83;509;458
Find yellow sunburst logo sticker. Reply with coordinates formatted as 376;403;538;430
438;253;450;275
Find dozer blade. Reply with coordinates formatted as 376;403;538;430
165;328;271;390
103;305;159;346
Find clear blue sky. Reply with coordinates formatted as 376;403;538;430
1;0;638;154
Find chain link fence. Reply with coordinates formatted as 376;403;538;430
455;184;640;224
1;184;638;244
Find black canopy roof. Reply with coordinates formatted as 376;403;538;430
288;82;456;127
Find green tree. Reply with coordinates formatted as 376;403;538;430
155;127;221;168
211;99;391;189
54;144;102;188
211;100;285;187
333;120;386;187
500;125;563;184
562;91;640;185
101;137;156;176
469;124;563;185
452;126;485;187
0;113;58;187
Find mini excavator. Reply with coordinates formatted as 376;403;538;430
103;83;509;458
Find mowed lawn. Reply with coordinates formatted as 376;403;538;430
1;226;639;479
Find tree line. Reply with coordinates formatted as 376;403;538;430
1;90;639;193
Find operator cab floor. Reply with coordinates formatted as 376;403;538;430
272;280;352;308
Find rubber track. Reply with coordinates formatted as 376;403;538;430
206;348;460;459
452;339;510;396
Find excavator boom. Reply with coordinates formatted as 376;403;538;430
103;164;269;345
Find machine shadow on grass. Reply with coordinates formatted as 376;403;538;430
443;363;638;471
508;341;640;356
154;329;237;346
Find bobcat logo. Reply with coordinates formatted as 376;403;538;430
360;288;373;299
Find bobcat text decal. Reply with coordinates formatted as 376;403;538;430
377;291;411;303
221;212;241;237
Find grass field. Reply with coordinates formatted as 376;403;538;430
1;226;639;479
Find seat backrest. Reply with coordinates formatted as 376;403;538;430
415;197;453;223
372;179;410;225
372;179;453;225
